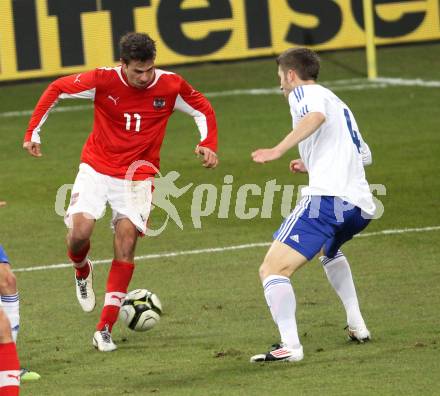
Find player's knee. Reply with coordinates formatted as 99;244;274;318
259;258;295;280
68;228;90;243
66;230;91;251
68;218;94;243
259;262;268;281
7;271;17;292
259;259;278;280
0;267;17;293
114;232;137;262
115;225;137;248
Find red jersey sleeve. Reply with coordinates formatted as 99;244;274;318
173;77;218;152
24;70;98;143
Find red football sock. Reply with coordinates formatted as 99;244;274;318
67;240;90;265
96;260;135;332
68;241;90;278
75;261;90;279
0;342;20;396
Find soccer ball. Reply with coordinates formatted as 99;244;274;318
119;289;162;332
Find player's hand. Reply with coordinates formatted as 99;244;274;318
195;146;218;168
289;159;307;173
251;148;282;163
23;141;42;158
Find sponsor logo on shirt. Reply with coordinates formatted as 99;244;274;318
107;95;119;105
153;97;166;109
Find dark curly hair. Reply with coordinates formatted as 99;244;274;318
119;32;156;64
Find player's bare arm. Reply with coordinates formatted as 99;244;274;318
23;141;42;158
195;145;218;169
251;112;325;164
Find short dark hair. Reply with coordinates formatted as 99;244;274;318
119;32;156;64
276;48;320;81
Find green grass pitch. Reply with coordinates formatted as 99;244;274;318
0;43;439;395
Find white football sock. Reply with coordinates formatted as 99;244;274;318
320;251;365;328
263;275;301;349
1;293;20;343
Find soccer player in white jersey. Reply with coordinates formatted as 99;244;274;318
250;48;375;362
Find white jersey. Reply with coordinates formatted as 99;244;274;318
289;84;375;215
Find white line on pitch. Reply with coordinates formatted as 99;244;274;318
2;77;439;118
13;225;440;273
0;104;92;118
355;225;440;237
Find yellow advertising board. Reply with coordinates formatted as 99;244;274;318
0;0;439;82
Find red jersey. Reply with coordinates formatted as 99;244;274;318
24;67;218;180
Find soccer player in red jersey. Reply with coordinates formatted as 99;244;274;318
23;33;218;351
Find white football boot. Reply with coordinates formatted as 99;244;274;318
347;325;371;343
250;343;304;363
93;325;117;352
75;260;95;312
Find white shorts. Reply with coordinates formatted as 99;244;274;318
65;163;153;234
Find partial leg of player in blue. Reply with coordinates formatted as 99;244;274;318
320;250;370;342
250;274;304;363
0;245;41;381
250;196;372;363
250;343;304;363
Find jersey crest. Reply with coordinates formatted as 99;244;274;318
153;97;166;109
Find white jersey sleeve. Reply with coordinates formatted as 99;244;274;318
359;135;372;166
288;85;326;122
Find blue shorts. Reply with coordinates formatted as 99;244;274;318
274;196;370;260
0;244;10;264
